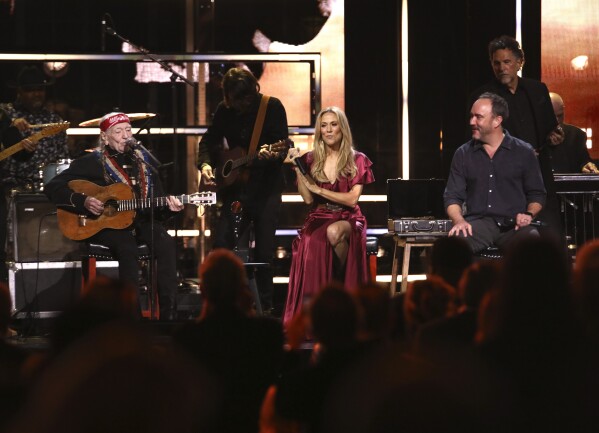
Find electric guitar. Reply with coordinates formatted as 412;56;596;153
0;122;70;162
56;179;216;240
207;138;294;190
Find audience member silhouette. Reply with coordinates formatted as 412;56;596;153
572;239;599;341
403;276;456;342
0;282;29;432
351;281;393;346
476;236;590;432
264;282;366;433
427;236;473;289
49;276;139;356
7;321;218;433
173;249;284;433
416;260;500;358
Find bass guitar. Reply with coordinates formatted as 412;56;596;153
209;138;294;190
57;179;216;240
0;122;70;162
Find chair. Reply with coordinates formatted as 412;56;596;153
81;243;159;319
366;236;378;280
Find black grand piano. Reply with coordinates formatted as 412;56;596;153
553;173;599;249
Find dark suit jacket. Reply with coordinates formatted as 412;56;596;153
469;77;558;150
548;123;591;173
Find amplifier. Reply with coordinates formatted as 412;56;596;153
9;261;118;318
9;193;82;262
387;218;452;235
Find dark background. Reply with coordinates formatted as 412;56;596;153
0;0;542;195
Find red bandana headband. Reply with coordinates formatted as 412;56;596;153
99;112;130;132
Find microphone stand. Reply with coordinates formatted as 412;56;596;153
106;26;196;318
127;143;161;318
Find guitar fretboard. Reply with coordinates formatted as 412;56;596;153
117;194;205;210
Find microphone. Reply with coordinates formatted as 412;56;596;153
292;156;308;176
125;137;140;152
496;217;547;229
101;16;106;52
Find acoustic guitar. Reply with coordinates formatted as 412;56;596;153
208;138;294;191
0;122;70;162
57;179;216;241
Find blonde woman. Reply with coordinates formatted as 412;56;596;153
284;107;374;323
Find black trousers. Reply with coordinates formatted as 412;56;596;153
461;216;540;254
213;191;281;311
89;220;178;314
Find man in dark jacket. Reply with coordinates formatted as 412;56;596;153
469;35;562;235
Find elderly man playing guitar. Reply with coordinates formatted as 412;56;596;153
45;112;186;320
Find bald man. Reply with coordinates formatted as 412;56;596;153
547;92;598;174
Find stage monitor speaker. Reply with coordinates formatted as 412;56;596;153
10;193;82;262
9;261;119;318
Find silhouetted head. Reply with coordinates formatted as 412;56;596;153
352;281;392;341
222;67;259;113
429;236;473;289
199;249;250;315
404;276;456;337
310;282;358;350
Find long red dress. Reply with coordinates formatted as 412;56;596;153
283;151;375;323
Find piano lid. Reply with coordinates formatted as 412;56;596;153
553;173;599;193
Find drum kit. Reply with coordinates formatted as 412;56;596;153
23;113;156;192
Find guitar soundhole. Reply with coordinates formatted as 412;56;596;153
104;200;119;216
222;160;233;178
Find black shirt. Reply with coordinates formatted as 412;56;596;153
444;131;546;220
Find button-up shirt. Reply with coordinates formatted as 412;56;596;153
444;131;546;221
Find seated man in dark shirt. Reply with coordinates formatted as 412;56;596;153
444;92;547;253
547;92;598;174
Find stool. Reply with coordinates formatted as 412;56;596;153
366;236;379;280
81;243;159;320
390;236;438;295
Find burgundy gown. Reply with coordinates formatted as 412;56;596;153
283;151;375;323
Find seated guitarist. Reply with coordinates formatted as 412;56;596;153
44;112;184;320
198;67;289;316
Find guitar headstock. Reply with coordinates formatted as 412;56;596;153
40;122;70;137
269;138;294;153
187;191;217;206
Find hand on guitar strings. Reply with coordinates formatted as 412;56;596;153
258;143;279;160
84;196;105;216
166;196;184;212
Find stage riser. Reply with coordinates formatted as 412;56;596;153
9;262;202;319
8;262;118;318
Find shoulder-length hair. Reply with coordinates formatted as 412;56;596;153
311;106;357;182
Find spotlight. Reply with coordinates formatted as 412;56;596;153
43;61;69;78
570;55;589;71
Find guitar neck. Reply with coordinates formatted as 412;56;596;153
0;141;25;162
118;194;191;211
0;125;66;162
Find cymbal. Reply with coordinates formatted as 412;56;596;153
78;113;156;127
